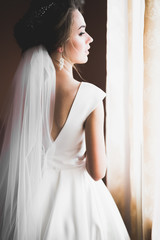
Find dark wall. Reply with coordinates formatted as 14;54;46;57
0;0;29;114
81;0;106;91
0;0;106;115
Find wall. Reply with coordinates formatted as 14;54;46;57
76;0;107;91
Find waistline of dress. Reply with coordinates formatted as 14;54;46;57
42;145;86;171
45;158;86;171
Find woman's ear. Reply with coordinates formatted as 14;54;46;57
57;47;63;53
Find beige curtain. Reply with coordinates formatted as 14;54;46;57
106;0;160;239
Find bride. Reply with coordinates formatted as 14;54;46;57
0;0;130;239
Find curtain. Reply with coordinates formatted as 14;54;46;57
106;0;160;239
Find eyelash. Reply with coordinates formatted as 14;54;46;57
79;32;85;36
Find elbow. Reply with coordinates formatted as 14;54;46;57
87;168;107;181
92;172;106;181
86;156;107;181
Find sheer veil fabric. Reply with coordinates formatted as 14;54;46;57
0;46;56;240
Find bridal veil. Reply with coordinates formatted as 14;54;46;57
0;46;56;239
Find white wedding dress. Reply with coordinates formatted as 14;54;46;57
0;47;130;240
28;82;130;240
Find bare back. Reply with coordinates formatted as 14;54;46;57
51;78;81;142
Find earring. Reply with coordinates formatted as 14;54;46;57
57;47;64;70
59;54;64;70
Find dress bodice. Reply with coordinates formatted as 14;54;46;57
42;82;106;171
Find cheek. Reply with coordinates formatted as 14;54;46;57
69;37;85;53
64;38;87;64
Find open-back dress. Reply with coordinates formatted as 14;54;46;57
29;81;130;239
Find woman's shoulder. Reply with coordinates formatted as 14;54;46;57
79;81;106;117
81;81;106;98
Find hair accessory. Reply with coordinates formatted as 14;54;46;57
25;1;56;29
34;1;56;18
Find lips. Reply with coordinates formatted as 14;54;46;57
86;46;90;55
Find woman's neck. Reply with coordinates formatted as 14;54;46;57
56;60;74;82
51;54;74;80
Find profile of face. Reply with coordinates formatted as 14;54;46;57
64;9;93;65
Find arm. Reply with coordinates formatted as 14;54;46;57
85;101;107;181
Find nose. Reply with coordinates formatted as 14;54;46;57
87;33;93;44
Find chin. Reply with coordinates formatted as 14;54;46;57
77;56;89;64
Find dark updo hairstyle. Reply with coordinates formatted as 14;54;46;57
14;0;85;54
